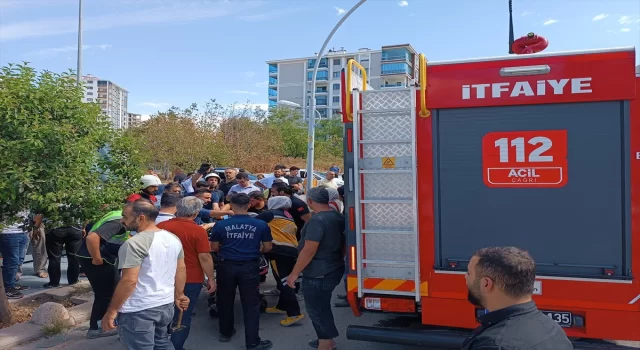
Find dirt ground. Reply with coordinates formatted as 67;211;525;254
0;295;76;329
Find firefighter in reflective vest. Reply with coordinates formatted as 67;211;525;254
77;210;130;339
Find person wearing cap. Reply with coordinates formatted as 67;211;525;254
286;187;345;350
127;175;162;206
248;191;268;215
256;196;304;327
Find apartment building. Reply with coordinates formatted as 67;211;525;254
81;75;129;129
125;112;142;128
266;44;418;119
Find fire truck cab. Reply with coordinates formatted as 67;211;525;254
340;46;640;348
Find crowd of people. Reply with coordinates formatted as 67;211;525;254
0;163;574;350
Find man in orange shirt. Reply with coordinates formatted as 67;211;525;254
157;196;216;350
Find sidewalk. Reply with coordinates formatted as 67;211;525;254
14;254;76;298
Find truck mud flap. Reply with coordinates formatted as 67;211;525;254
346;325;639;349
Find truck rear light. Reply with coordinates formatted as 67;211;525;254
350;246;356;271
449;261;458;268
604;268;615;276
349;207;355;231
364;297;382;310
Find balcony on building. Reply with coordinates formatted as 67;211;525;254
269;77;278;87
308;58;328;70
269;64;278;75
381;62;410;76
309;86;328;95
316;96;328;106
307;70;329;81
268;100;277;109
381;76;407;88
268;88;277;100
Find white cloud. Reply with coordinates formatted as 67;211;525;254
0;1;262;41
521;11;534;16
398;1;408;7
140;102;171;109
254;81;269;88
243;71;255;78
592;13;608;21
619;16;634;25
228;90;258;95
334;6;345;16
543;19;558;25
620;28;631;32
32;43;112;55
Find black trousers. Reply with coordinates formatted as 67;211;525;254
79;257;120;330
46;226;82;285
216;259;262;347
267;254;301;317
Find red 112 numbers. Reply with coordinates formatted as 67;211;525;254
482;130;568;188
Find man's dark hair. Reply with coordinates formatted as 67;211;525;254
195;180;209;188
249;191;265;200
160;192;182;208
235;172;249;181
289;166;299;171
164;182;182;192
473;247;536;298
127;199;159;221
230;193;251;208
274;164;286;171
271;182;293;195
194;188;210;197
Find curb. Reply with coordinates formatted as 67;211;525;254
0;294;94;350
9;280;91;307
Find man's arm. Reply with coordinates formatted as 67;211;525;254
290;241;318;276
175;258;186;299
208;209;233;218
105;267;140;314
210;241;220;252
191;172;203;188
198;253;214;281
86;233;103;263
261;241;273;253
300;213;312;223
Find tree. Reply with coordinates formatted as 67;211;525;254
265;108;307;159
0;63;143;316
316;117;344;160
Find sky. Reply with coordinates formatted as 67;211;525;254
1;0;639;120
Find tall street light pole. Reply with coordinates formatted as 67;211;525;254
76;0;83;85
306;0;368;195
508;0;515;54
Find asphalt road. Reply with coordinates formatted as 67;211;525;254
15;278;422;350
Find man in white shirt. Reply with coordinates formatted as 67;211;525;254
156;193;182;224
256;165;289;190
227;172;262;201
102;200;189;349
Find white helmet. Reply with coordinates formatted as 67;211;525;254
204;173;221;181
139;174;161;189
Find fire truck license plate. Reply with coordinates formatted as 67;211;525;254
364;297;381;310
541;310;572;327
482;130;568;188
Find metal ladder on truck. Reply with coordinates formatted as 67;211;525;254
347;55;429;302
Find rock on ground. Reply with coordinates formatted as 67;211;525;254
30;302;75;327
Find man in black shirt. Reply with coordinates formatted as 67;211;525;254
462;247;572;350
248;191;268;214
285;166;303;194
270;182;310;241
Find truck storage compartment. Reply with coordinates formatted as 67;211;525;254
432;101;631;278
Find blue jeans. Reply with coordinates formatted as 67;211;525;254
302;267;344;340
0;233;28;289
117;303;174;350
170;283;202;350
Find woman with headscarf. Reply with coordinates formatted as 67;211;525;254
256;196;305;327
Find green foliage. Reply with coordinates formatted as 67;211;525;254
265;108;307;159
0;63;143;227
316;117;344;159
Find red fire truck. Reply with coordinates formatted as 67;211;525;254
339;44;639;347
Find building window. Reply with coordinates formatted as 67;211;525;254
87;92;93;95
381;48;410;61
268;88;277;97
316;96;327;106
307;71;329;81
332;96;339;103
381;63;409;75
308;58;328;69
333;59;341;65
87;98;93;102
316;86;327;93
269;64;277;74
269;77;277;85
333;72;340;79
269;100;277;108
333;83;340;91
86;86;93;89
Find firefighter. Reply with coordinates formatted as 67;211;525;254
126;175;162;206
209;193;274;350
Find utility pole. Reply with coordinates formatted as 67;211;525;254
76;0;83;85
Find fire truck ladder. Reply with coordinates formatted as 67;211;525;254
348;54;429;302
